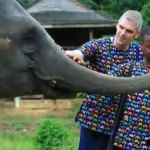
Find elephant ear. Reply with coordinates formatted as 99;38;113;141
0;38;17;59
0;39;13;52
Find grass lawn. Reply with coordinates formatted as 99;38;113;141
0;99;82;150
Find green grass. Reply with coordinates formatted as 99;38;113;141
0;137;36;150
0;116;38;150
0;99;82;150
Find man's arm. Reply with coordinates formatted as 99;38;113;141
64;39;102;64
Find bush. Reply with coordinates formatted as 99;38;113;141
76;93;84;99
34;118;73;150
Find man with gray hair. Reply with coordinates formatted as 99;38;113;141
64;10;144;150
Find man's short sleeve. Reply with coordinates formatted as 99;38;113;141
76;39;102;62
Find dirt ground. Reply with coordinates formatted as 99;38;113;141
0;100;80;117
0;99;76;118
0;98;82;137
0;108;72;117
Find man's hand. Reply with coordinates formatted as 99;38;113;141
64;50;86;65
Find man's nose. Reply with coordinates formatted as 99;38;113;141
120;29;126;36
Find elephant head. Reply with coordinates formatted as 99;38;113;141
0;0;150;99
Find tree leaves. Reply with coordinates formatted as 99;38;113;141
17;0;36;8
141;2;150;28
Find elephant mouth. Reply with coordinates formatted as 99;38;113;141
34;71;52;81
34;71;77;99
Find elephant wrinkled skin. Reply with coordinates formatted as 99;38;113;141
0;0;150;99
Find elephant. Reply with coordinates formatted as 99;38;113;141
0;0;150;99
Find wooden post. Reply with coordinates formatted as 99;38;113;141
89;29;94;40
14;96;21;108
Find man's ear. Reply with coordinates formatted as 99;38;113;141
135;31;141;39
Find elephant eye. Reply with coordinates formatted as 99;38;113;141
22;42;35;54
21;28;38;54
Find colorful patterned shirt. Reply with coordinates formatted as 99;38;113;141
75;37;144;135
110;61;150;150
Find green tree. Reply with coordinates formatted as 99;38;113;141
79;0;99;10
100;0;149;18
79;0;150;19
17;0;36;8
141;2;150;28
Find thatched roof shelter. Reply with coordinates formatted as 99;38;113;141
27;0;117;28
